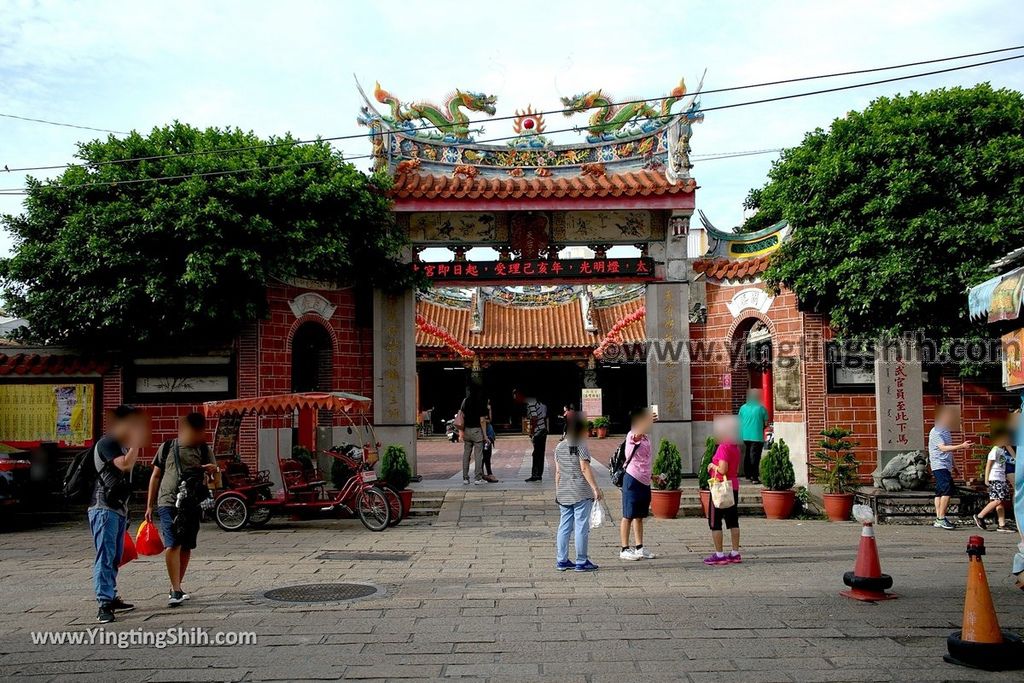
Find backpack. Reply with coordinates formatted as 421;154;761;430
609;439;638;488
62;446;98;503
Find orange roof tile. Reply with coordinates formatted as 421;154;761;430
392;170;696;201
692;256;771;280
416;297;645;352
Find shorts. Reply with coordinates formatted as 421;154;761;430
708;490;740;531
933;468;955;497
156;505;200;551
988;480;1010;501
621;473;651;519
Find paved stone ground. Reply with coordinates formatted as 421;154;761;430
1;489;1023;682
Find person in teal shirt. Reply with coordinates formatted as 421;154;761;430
737;389;770;483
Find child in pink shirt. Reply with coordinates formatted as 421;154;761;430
619;408;655;561
706;416;742;566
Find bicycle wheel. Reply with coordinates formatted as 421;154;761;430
382;485;404;527
356;487;391;531
214;493;250;531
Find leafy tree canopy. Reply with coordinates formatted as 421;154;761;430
745;84;1024;345
1;123;411;352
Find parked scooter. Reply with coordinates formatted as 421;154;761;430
445;418;459;443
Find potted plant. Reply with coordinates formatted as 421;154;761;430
811;427;859;521
759;438;797;519
587;420;596;437
697;436;717;516
593;416;610;439
650;439;683;518
380;444;414;512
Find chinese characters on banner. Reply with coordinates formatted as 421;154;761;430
0;384;94;447
414;257;655;282
581;389;602;419
874;344;924;461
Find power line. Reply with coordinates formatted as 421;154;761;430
0;112;128;135
3;44;1022;175
0;50;1020;195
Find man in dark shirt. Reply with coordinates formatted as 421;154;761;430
460;384;488;485
89;405;148;623
515;389;548;482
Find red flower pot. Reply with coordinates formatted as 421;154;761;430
760;489;796;520
651;489;682;519
597;427;609;439
699;489;711;517
398;489;413;517
822;493;854;522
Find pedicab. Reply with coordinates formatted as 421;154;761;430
203;392;403;532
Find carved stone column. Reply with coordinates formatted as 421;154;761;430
373;288;418;474
645;208;695;471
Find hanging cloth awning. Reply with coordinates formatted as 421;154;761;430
203;392;371;418
968;267;1024;323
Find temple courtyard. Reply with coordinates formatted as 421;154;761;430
1;483;1022;682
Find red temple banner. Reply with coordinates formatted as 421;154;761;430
414;257;655;283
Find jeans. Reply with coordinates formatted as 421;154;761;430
89;507;127;605
531;430;548;479
743;440;764;479
463;427;484;480
556;499;594;564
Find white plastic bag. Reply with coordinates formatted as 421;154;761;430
590;499;613;529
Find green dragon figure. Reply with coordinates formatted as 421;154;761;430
560;79;689;142
373;82;496;142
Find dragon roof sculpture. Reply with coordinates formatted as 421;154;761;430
356;75;704;184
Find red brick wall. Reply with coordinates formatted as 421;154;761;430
98;284;375;466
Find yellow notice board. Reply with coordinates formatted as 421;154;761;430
0;384;95;446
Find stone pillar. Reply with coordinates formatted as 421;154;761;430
874;339;925;468
646;208;694;471
373;288;418;474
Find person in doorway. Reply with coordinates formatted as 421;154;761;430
738;389;770;483
460;383;488;485
973;425;1014;532
705;415;742;565
481;399;498;483
620;407;655;561
560;403;577;441
515;389;548;483
929;405;971;530
554;418;602;572
90;405;149;623
145;412;218;606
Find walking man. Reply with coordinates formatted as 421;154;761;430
738;389;770;483
515;389;548;482
145;413;218;606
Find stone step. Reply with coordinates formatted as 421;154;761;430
407;507;443;517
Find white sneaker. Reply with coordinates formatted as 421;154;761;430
473;478;484;485
463;478;470;485
619;549;642;561
635;547;655;559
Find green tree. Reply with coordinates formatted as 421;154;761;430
745;85;1024;346
0;123;411;352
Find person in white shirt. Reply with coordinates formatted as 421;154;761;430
973;426;1015;533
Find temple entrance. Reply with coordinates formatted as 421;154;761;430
730;318;773;420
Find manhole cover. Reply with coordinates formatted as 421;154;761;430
316;551;411;562
263;583;380;603
494;530;548;540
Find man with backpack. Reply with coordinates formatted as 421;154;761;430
145;412;218;607
79;405;148;623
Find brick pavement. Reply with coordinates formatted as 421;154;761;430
1;489;1023;682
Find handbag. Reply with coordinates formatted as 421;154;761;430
710;476;735;509
453;399;466;430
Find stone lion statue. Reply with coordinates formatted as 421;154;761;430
871;451;928;492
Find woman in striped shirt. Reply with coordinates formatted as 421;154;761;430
554;418;602;572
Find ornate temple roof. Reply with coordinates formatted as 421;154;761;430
697;210;790;260
357;77;703;206
692;255;772;280
415;285;645;355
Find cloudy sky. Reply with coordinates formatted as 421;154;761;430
1;0;1023;257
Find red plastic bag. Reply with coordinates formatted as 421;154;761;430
135;520;164;556
118;530;138;567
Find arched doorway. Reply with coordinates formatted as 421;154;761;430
291;321;334;393
730;318;773;420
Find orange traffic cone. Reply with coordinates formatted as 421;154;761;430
944;536;1024;670
841;506;895;601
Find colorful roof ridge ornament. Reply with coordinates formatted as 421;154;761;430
362;80;497;143
698;210;789;260
560;77;702;143
509;106;551;149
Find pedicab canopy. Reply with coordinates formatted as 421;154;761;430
203;392;372;417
